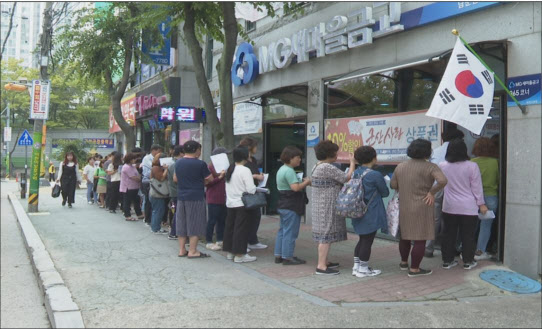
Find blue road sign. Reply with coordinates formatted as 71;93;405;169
18;129;34;146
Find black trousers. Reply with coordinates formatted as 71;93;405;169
141;182;152;223
223;207;251;255
247;208;262;245
108;181;121;211
61;178;76;204
123;189;142;218
354;231;377;262
442;212;478;264
49;173;55;182
105;181;112;208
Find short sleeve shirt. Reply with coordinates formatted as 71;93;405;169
276;165;300;191
175;157;212;201
83;164;96;182
96;168;107;186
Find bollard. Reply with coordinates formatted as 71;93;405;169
20;172;27;199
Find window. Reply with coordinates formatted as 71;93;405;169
262;85;308;121
205;37;213;80
245;20;256;32
326;62;444;119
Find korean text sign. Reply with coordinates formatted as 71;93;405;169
324;110;442;163
30;80;51;120
506;74;541;107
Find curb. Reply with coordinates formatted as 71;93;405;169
8;193;85;328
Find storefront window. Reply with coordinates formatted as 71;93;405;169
263;85;308;121
326;64;442;119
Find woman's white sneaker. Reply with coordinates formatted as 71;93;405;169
355;267;381;278
234;254;257;263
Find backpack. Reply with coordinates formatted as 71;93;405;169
335;169;376;218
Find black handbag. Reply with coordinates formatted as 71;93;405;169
51;183;61;198
242;192;267;209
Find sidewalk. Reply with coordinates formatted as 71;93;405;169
1;181;50;328
10;182;542;328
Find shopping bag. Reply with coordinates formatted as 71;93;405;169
386;192;400;238
51;183;61;198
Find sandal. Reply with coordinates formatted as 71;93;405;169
125;217;137;221
178;252;189;257
187;252;210;259
137;216;145;220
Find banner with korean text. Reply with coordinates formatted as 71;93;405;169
109;94;137;133
324;110;442;163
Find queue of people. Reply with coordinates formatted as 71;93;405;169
55;129;498;278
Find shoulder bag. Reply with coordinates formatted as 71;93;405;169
150;177;170;198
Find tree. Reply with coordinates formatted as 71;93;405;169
52;139;90;164
147;2;302;150
1;58;39;176
0;2;17;62
55;3;152;150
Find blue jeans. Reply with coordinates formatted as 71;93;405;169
206;204;226;242
477;195;498;252
150;196;166;232
274;209;301;259
86;182;94;203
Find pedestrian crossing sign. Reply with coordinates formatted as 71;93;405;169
18;129;34;146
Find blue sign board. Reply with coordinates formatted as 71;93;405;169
18;129;33;146
141;18;171;66
506;74;541;107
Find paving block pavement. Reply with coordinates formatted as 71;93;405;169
11;184;541;328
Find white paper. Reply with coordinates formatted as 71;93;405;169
159;157;174;167
258;173;269;188
296;172;303;181
210;153;230;173
256;187;269;194
478;210;496;220
384;175;391;182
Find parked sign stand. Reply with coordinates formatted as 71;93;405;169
18;129;33;199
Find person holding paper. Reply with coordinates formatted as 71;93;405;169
223;146;258;263
310;141;356;276
439;139;488;271
120;153;144;221
205;147;228;251
174;141;215;258
274;146;311;266
239;137;267;250
471;137;499;261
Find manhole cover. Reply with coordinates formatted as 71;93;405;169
480;270;541;294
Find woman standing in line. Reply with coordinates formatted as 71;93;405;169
56;151;82;208
390;139;447;277
238;137;267;250
83;157;96;205
351;146;390;278
274;146;311;266
310;140;355;275
120;153;144;221
471;138;499;261
439;139;488;270
223;146;257;263
149;153;169;234
94;161;107;208
205;147;229;251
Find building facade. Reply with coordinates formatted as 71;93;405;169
204;2;542;279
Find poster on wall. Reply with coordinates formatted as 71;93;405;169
307;122;320;147
233;102;262;135
506;74;541;107
179;128;201;146
324;110;442;163
109;94;136;133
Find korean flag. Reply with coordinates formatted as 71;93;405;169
426;38;495;135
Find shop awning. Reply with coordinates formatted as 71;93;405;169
326;49;452;86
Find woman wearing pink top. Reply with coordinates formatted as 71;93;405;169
120;153;144;221
439;139;488;270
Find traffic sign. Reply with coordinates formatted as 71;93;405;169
29;80;51;120
18;129;34;146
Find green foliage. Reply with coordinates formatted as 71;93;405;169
0;58;39;130
53;139;91;164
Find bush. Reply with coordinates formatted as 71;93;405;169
53;139;91;164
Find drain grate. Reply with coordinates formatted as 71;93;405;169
480;270;541;294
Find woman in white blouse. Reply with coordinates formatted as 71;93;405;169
223;146;257;263
56;151;82;208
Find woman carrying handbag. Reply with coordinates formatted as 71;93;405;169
149;153;169;234
223;146;258;263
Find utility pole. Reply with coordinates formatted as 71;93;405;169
28;2;53;213
4;104;10;179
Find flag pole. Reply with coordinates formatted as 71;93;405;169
452;29;527;114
